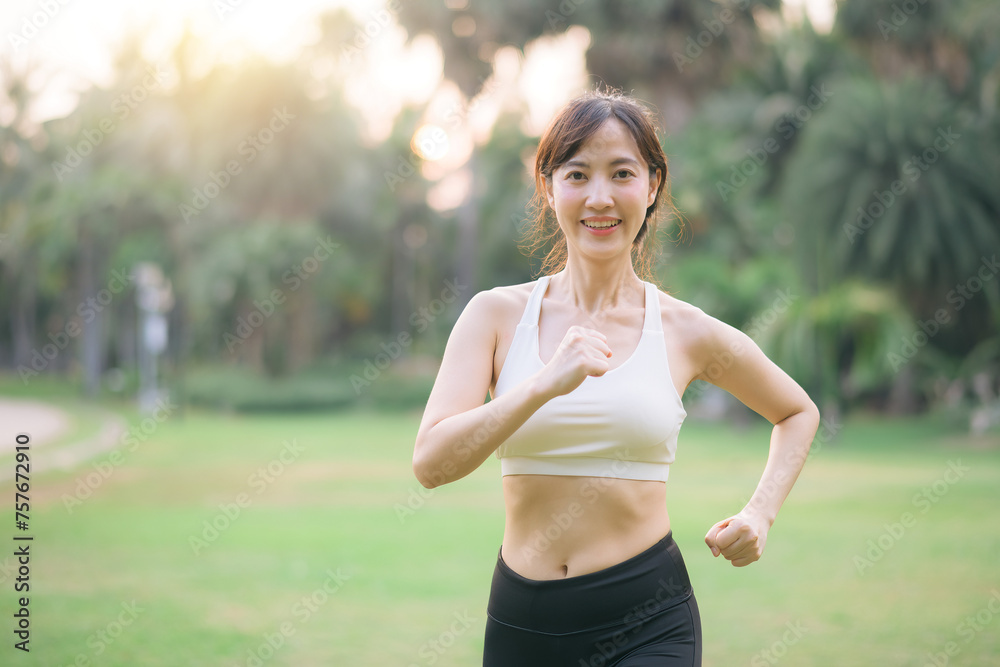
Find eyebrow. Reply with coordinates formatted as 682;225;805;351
565;157;641;168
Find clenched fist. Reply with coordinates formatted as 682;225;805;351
536;325;613;398
705;511;771;567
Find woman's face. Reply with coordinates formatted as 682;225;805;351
545;118;661;266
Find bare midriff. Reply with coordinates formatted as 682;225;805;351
500;473;671;580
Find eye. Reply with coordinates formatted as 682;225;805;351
567;171;586;181
615;169;634;179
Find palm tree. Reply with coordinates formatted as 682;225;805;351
756;280;914;416
781;72;1000;358
835;0;1000;104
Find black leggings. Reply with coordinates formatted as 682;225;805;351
484;531;702;666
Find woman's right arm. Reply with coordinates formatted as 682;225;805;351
412;289;610;489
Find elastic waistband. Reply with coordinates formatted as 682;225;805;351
488;531;693;635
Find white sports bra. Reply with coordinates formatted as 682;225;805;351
492;275;687;482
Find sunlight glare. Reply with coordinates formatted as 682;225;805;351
342;30;443;144
783;0;836;32
518;25;592;136
0;0;380;122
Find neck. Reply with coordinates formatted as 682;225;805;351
553;254;644;316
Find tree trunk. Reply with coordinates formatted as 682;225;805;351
390;208;413;336
11;259;36;369
78;221;104;397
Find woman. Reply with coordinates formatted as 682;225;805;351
412;89;820;666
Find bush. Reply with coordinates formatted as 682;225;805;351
182;358;436;413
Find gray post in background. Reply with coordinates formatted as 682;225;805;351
134;263;174;415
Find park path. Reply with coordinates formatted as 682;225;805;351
0;397;127;481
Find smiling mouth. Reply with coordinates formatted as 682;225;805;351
581;219;621;229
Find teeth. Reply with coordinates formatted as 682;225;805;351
582;220;619;229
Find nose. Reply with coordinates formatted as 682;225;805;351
584;174;613;210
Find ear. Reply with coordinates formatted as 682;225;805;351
647;168;662;208
544;175;556;210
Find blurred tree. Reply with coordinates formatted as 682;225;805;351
468;113;536;286
781;73;1000;413
0;59;48;370
757;280;913;416
397;0;783;130
782;74;1000;316
3;1;997;420
835;0;1000;107
2;42;182;395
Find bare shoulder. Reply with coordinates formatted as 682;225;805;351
443;281;537;360
652;286;817;424
463;280;535;326
655;289;729;346
478;280;535;308
653;286;754;381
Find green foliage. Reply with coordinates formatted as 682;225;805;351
2;1;998;418
658;251;800;328
780;72;1000;375
183;364;356;412
755;280;913;409
182;360;435;413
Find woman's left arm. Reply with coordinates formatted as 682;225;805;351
692;313;821;567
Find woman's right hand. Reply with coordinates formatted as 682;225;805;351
535;325;612;398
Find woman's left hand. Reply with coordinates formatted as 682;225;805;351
704;510;771;567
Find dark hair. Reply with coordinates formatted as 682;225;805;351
520;88;674;281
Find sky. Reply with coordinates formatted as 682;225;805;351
2;0;836;126
1;0;378;121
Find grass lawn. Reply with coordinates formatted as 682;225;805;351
1;393;998;666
